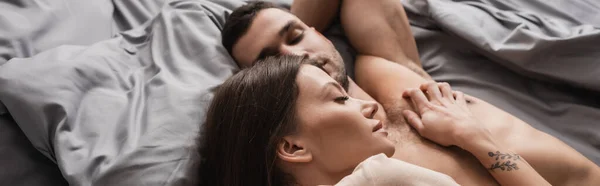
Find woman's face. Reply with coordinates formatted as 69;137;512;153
288;65;395;175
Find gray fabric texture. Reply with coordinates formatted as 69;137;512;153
406;0;600;92
0;114;68;186
0;0;166;185
0;0;599;185
0;0;116;64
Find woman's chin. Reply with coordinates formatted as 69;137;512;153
375;137;396;158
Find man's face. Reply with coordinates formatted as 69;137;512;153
232;8;347;86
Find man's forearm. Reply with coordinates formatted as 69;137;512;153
291;0;340;32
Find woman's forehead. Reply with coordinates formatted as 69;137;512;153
297;65;335;92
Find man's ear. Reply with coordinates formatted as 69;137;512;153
277;137;312;163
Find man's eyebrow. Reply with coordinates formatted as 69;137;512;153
254;21;295;63
278;20;295;37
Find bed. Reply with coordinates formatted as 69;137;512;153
0;0;599;185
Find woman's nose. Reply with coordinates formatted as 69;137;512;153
360;100;379;119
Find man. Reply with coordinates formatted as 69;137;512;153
221;0;600;185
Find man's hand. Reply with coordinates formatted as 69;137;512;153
401;82;491;149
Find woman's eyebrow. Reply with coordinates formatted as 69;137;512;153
321;81;345;96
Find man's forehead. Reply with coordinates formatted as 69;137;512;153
247;8;296;40
232;8;297;67
255;8;295;23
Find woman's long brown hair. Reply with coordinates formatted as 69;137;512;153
194;55;305;186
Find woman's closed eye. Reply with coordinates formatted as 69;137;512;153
334;96;349;103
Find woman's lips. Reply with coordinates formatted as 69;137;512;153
372;120;383;132
372;120;388;137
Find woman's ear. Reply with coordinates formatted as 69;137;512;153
277;137;312;163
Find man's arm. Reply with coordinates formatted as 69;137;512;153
291;0;340;32
339;0;425;77
293;0;428;79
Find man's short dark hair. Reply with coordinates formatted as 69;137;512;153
222;1;284;58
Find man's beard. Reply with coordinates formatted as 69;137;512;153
305;51;349;91
333;64;349;91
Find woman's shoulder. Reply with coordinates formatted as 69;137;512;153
335;154;459;186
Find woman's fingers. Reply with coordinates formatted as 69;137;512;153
419;82;443;103
438;82;454;102
402;110;424;132
403;88;432;114
454;91;467;107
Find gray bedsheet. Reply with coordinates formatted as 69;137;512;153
0;114;68;185
0;0;116;65
0;0;166;185
0;0;599;185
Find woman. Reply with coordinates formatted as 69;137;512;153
192;55;550;185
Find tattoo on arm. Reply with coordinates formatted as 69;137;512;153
488;151;521;171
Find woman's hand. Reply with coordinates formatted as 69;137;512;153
401;82;491;149
402;82;551;186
